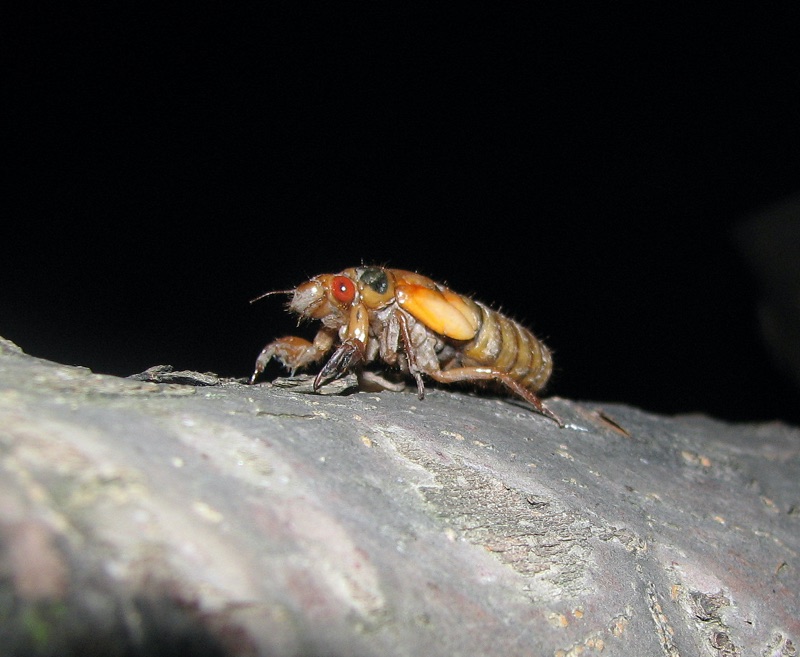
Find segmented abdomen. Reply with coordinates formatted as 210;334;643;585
460;300;552;391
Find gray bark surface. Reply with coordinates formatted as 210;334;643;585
0;336;798;656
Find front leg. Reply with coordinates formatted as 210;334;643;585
313;302;371;390
314;338;365;390
250;328;336;384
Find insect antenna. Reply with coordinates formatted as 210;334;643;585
249;289;294;304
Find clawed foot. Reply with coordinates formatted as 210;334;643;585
250;336;327;384
313;339;365;390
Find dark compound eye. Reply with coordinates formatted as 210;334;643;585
359;267;388;294
331;276;356;304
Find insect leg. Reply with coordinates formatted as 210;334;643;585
313;302;371;390
357;371;406;392
395;310;426;399
428;366;564;426
250;329;336;384
314;339;366;391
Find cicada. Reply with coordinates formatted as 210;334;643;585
250;266;562;425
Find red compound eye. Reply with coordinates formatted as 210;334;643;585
331;276;356;304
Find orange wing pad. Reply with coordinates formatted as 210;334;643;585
396;285;479;340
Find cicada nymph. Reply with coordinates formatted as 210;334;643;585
250;266;562;425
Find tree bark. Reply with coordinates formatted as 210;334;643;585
0;336;798;656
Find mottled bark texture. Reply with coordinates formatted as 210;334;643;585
1;336;798;656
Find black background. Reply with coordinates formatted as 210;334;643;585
5;7;800;423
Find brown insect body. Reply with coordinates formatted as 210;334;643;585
250;266;561;425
